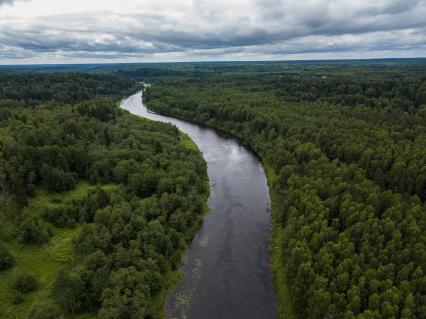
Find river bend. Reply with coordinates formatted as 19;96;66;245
121;92;278;319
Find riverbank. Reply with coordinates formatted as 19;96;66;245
121;98;211;319
124;91;278;319
143;89;295;319
263;163;297;319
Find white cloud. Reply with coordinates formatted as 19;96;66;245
0;0;425;63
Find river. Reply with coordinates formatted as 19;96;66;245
121;91;278;319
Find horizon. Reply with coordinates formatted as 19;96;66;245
1;0;426;64
1;6;426;318
1;56;426;67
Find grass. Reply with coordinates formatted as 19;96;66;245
152;271;184;319
0;130;206;319
0;183;116;319
0;228;80;318
28;182;118;212
180;132;198;151
0;125;216;319
73;313;97;319
263;162;297;319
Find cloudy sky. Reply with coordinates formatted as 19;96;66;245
0;0;425;64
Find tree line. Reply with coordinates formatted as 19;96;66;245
143;61;426;319
0;72;209;318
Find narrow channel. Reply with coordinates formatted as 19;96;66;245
121;91;278;319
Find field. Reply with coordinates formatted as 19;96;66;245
0;184;118;318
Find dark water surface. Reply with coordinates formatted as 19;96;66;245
121;92;278;319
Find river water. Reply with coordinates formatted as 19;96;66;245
121;92;278;319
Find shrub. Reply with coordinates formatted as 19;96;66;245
42;206;78;228
14;273;39;293
54;267;87;314
11;291;24;304
26;301;63;319
0;245;15;270
18;217;51;244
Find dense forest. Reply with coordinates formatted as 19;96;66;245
143;61;426;319
0;73;209;318
1;61;425;319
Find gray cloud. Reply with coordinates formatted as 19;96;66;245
0;0;426;63
0;0;29;6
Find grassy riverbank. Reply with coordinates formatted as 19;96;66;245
263;163;297;319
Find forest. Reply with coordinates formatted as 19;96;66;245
0;73;209;318
142;61;426;319
1;60;425;319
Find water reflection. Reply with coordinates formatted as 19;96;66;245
121;92;278;319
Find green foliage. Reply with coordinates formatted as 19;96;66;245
40;164;76;193
26;301;63;319
13;273;39;293
0;72;137;107
0;245;15;270
0;71;208;318
98;267;150;319
54;267;88;314
143;61;426;319
18;217;52;244
11;291;25;305
42;187;111;228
